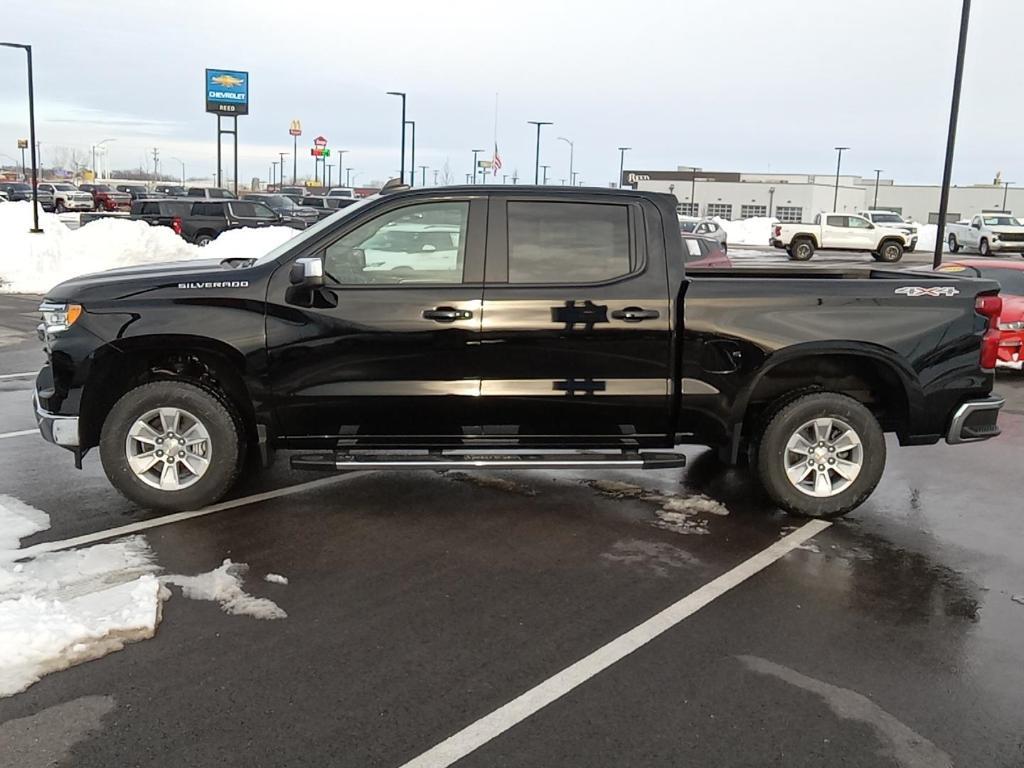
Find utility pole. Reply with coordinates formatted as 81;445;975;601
271;161;277;188
1;42;42;232
405;120;416;185
617;146;631;189
471;148;484;184
335;149;348;189
433;169;439;185
326;163;335;188
832;146;849;210
1002;181;1013;210
541;164;550;185
419;164;428;186
151;147;160;188
387;91;407;182
873;169;883;208
527;120;552;184
278;152;288;189
171;156;185;186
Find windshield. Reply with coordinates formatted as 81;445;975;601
251;194;379;265
983;216;1022;227
871;213;903;223
5;183;30;191
679;221;697;233
257;195;296;209
92;185;112;192
53;183;77;191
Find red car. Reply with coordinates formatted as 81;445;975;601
937;260;1024;370
79;183;132;212
682;233;732;268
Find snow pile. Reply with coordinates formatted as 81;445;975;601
0;494;165;697
586;479;728;535
164;559;286;620
0;201;298;295
264;573;289;585
717;216;777;246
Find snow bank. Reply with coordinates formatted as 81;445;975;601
0;494;164;697
264;573;289;585
0;201;298;295
717;216;777;246
164;559;286;620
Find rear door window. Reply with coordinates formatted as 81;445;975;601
506;201;632;284
229;202;277;219
191;202;223;217
826;215;846;227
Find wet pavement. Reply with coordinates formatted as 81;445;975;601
1;294;1023;767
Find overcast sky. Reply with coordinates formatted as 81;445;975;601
1;0;1021;187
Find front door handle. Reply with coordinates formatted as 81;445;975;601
611;307;660;322
423;306;472;323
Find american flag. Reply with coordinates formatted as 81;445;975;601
492;142;503;174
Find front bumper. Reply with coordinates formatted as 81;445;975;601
946;395;1004;444
62;199;94;210
991;240;1024;253
33;390;79;448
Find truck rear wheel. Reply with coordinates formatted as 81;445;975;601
99;381;242;511
754;392;885;518
948;233;960;253
790;237;814;261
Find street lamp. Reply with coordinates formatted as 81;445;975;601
386;91;407;183
346;168;355;186
170;156;185;186
404;120;416;186
557;136;574;188
1002;181;1014;211
271;161;278;188
832;146;850;210
278;152;289;189
617;146;631;189
91;137;115;179
527;121;552;184
873;169;884;209
335;150;348;189
768;186;776;218
419;165;428;186
471;148;484;184
1;41;41;232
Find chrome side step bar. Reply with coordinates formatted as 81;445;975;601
290;451;686;472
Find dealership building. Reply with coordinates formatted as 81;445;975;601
620;168;1023;224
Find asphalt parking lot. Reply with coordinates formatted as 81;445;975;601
2;285;1024;768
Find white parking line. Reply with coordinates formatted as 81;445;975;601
17;471;371;558
0;372;36;380
0;429;37;440
398;519;831;768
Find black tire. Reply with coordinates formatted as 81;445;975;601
979;238;990;257
874;239;904;263
100;381;242;511
789;237;814;261
754;392;886;518
194;232;215;247
55;200;65;213
948;234;960;253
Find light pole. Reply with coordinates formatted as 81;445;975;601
541;164;550;185
419;165;428;186
335;150;348;189
346;168;354;187
873;169;883;208
1;41;41;232
557;136;574;188
170;156;185;186
387;91;407;183
1002;181;1013;210
768;186;776;218
528;121;552;184
278;152;288;189
433;169;439;185
91;137;115;179
935;0;972;269
833;147;849;210
271;161;278;188
471;148;484;184
617;146;630;189
405;120;415;185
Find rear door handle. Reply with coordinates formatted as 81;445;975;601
611;307;660;322
423;306;472;323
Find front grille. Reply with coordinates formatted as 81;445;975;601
997;232;1024;242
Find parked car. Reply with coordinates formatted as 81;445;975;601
130;197;300;245
947;212;1024;257
79;183;132;212
771;212;909;262
300;195;357;220
38;182;94;212
681;233;731;268
115;184;151;202
0;182;35;204
33;184;1003;518
858;210;918;252
934;260;1024;370
679;216;728;252
185;186;236;199
242;193;319;228
154;184;187;197
327;187;356;199
0;190;7;202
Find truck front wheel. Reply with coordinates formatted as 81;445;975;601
99;381;242;511
979;238;990;257
789;237;814;261
874;240;904;263
754;392;885;518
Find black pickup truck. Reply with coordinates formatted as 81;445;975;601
129;198;302;245
33;182;1004;517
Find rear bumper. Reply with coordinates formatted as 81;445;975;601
946;395;1004;444
33;390;79;448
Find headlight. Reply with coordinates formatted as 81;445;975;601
38;302;83;333
992;234;1000;241
998;320;1024;331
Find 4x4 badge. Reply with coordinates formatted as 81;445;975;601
895;286;960;297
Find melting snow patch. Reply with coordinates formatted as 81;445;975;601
601;539;700;576
264;573;289;585
445;471;537;496
163;560;286;620
0;494;165;697
586;480;728;535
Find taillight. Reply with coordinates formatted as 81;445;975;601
773;225;781;237
976;294;1003;370
171;216;183;236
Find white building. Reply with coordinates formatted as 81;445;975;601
622;167;1023;224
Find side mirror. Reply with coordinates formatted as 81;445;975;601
290;257;324;287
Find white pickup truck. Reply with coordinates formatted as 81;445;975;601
858;210;919;252
947;212;1024;256
770;212;909;262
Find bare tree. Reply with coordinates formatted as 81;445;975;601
439;157;453;185
50;146;89;176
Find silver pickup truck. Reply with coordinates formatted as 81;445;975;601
947;212;1024;256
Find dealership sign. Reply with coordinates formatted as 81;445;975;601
205;69;249;115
